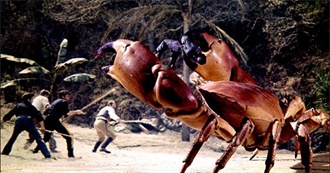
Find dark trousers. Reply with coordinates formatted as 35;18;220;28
2;116;51;158
28;132;57;150
27;119;57;150
43;116;73;153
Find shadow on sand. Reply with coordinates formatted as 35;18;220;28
290;152;329;173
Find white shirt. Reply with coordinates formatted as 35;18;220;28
97;106;120;121
32;95;50;114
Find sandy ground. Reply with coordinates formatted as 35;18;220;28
1;121;329;173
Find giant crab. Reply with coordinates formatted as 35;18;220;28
156;29;328;155
95;39;329;173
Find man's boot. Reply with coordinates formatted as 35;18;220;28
92;141;102;152
32;146;40;153
99;137;113;154
68;148;74;158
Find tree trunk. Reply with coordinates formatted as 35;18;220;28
181;0;192;142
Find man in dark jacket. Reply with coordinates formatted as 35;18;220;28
35;90;84;158
1;93;51;158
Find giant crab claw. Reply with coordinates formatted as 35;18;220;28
181;35;207;66
96;39;184;110
94;39;133;59
311;109;330;132
291;107;330;168
101;66;110;74
295;108;330;133
94;42;114;59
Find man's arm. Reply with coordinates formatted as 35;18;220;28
34;106;46;127
60;100;84;117
3;105;17;122
67;110;85;116
108;107;121;122
43;101;50;110
39;121;45;131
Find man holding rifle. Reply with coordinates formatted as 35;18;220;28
92;100;122;154
33;90;84;158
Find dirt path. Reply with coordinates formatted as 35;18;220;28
1;122;329;173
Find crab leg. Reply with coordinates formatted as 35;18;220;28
283;95;306;120
250;117;296;161
181;114;236;173
296;124;312;173
264;120;282;173
213;118;254;173
181;114;217;173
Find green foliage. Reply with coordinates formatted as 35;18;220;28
1;38;91;102
1;80;17;89
54;58;88;74
19;66;51;75
1;78;51;88
304;69;330;112
1;54;39;66
311;128;329;153
63;73;96;83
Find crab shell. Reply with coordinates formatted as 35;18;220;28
197;81;285;151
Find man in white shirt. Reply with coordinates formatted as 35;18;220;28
92;100;121;153
24;89;57;153
32;90;50;113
